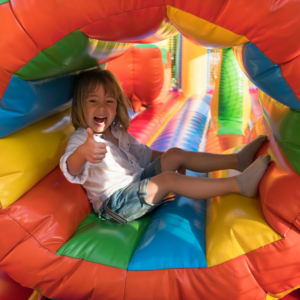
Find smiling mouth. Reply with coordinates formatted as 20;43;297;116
94;117;107;125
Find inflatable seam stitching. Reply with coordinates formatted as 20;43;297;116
264;202;292;237
8;2;40;50
80;5;167;30
0;209;57;256
292;211;300;230
167;5;249;43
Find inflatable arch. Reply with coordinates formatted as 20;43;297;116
1;0;300;299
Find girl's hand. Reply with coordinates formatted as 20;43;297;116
81;128;107;164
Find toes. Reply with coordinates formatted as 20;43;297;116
260;155;271;163
258;135;268;142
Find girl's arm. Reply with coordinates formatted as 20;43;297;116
67;128;107;176
67;145;88;176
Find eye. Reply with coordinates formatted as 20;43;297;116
106;98;116;103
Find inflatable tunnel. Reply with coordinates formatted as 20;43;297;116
1;1;300;299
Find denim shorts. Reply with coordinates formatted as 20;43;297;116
99;156;162;223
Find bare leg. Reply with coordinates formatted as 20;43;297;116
236;135;268;171
147;154;271;204
160;134;268;174
147;171;240;204
160;147;238;173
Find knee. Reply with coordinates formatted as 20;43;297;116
164;147;184;162
159;171;180;187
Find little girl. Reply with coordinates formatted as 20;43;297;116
60;68;270;223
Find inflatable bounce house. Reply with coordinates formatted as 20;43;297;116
1;1;300;299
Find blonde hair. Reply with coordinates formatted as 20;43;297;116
71;67;133;133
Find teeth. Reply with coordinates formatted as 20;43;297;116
94;117;106;124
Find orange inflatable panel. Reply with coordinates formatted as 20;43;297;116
0;3;40;99
81;6;166;42
250;117;300;237
205;121;250;154
1;237;126;300
1;167;91;254
125;256;266;300
107;45;165;112
246;226;300;294
0;269;33;300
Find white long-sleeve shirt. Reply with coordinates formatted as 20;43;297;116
60;126;152;214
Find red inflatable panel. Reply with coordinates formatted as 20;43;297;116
0;269;33;300
8;0;300;65
2;0;300;105
0;212;30;261
125;255;266;300
106;49;134;106
153;51;171;104
2;167;91;254
246;226;300;294
107;46;164;112
130;44;164;107
81;6;166;42
0;3;40;99
283;289;300;300
129;92;186;144
0;237;126;300
281;56;300;102
250;117;300;237
11;0;163;49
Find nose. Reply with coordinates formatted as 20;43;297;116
97;101;106;111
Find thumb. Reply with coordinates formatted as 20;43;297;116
87;127;94;139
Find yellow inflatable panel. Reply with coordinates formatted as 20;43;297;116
0;108;74;209
232;45;247;74
266;284;300;299
181;37;207;96
167;6;249;49
206;148;282;267
242;76;251;132
211;51;221;132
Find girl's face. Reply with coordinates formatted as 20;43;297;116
84;84;117;134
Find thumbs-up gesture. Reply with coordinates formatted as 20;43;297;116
82;128;107;163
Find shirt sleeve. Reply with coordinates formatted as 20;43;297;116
127;132;153;168
59;130;90;184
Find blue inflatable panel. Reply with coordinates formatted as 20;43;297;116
0;74;76;138
151;94;212;152
241;42;300;110
128;95;211;271
128;172;207;271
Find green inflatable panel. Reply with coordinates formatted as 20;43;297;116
135;44;158;49
169;34;180;84
16;30;131;81
259;91;300;174
0;0;9;4
218;48;245;135
57;212;152;270
160;48;168;67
